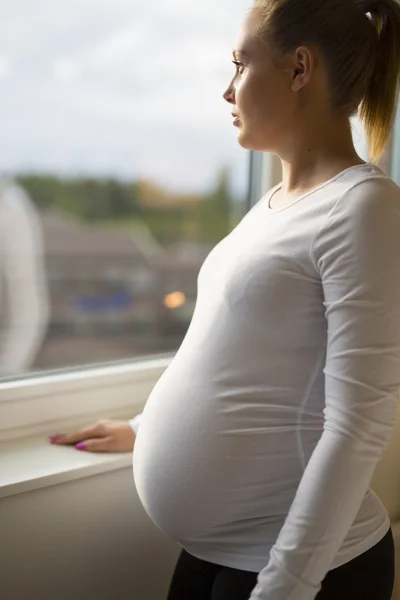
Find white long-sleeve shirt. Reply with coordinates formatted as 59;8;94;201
0;181;49;375
129;415;142;434
133;163;400;600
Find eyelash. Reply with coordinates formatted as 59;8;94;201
232;60;245;73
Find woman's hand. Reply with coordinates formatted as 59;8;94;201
49;419;135;453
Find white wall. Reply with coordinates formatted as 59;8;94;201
0;466;179;600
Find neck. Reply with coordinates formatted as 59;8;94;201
278;116;365;196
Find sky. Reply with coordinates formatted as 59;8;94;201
0;0;253;196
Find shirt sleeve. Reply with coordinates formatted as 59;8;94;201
129;413;142;435
0;184;49;375
250;179;400;600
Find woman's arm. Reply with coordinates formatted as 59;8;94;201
50;417;140;452
250;179;400;600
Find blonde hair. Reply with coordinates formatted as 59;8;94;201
252;0;400;162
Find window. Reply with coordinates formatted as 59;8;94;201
391;108;400;185
0;1;253;380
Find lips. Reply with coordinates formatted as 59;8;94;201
232;113;241;125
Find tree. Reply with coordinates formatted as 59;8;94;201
197;167;232;243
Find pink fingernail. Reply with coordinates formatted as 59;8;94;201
75;443;87;451
49;434;63;443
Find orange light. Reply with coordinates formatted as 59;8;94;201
164;291;186;309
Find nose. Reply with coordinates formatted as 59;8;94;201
223;81;235;104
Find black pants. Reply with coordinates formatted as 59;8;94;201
166;529;395;600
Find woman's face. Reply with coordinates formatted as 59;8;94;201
223;12;295;153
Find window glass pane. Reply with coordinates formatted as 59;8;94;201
0;1;252;377
351;116;369;162
391;108;400;185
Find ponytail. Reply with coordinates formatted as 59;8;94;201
253;0;400;162
359;0;400;161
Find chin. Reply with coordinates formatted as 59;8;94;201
239;134;276;154
237;128;270;152
236;130;255;150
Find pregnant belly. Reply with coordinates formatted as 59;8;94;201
133;394;226;539
133;386;302;542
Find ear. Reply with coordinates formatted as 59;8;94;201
290;46;314;92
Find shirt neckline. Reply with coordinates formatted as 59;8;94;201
266;162;376;214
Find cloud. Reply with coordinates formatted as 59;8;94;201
0;0;252;195
0;55;11;79
52;57;80;82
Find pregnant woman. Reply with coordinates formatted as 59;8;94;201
134;0;400;597
53;0;400;598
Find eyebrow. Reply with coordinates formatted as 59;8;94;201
232;50;248;59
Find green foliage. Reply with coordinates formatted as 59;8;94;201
17;174;140;221
196;167;232;242
16;168;243;245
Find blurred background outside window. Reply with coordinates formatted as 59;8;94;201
0;0;252;377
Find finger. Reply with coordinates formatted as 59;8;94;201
50;424;102;446
75;437;114;453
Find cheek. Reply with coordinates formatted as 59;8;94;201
236;74;259;112
238;72;283;125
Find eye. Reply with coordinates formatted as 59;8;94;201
232;60;245;74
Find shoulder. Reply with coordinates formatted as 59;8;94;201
333;174;400;220
313;174;400;271
319;174;400;242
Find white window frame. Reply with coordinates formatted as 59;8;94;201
391;108;400;185
0;355;171;443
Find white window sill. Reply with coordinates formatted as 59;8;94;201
0;434;133;499
0;354;172;443
0;355;173;498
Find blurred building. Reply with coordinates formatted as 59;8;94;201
41;209;162;336
154;241;213;336
34;209;213;369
